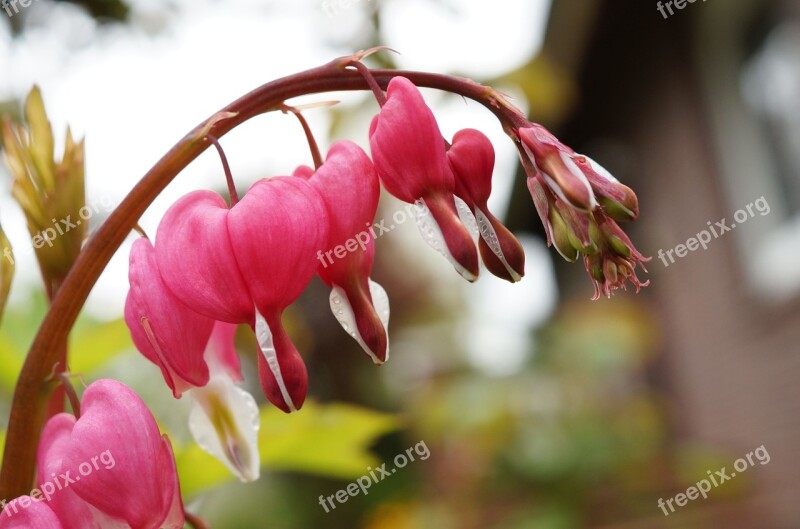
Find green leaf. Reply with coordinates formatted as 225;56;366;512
174;401;399;497
69;318;134;374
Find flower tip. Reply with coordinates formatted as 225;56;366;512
414;196;480;282
330;280;390;364
254;310;307;414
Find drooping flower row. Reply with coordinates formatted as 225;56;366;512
123;74;649;482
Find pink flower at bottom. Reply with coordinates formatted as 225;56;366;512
35;380;184;529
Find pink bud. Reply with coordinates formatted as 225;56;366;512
125;238;213;397
303;141;390;364
50;380;184;529
36;414;109;529
153;177;329;413
448;129;525;282
369;77;479;281
155;191;253;324
227;176;329;412
519;125;596;211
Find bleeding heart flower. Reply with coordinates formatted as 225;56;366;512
125;238;213;398
369;76;479;281
447;128;525;283
295;141;390;364
155;177;329;413
126;248;260;482
37;380;184;529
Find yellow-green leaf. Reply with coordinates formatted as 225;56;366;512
0;332;23;392
24;86;55;193
69;318;134;374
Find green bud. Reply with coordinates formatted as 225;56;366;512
599;196;636;222
609;235;632;258
2;86;86;295
592;259;604;282
603;260;618;284
566;230;597;255
549;209;579;262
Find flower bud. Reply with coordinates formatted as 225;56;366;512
519;125;596;211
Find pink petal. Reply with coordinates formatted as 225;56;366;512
307;141;388;362
292;165;315;179
519;126;595;211
448;129;525;282
62;380;183;529
370;78;478;279
155;436;185;529
310;141;380;254
227;176;329;314
37;414;111;529
0;497;65;529
448;129;495;207
155;190;253;324
369;76;453;201
125;238;212;397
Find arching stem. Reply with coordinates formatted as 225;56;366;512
0;56;529;500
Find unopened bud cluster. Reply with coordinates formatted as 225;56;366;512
519;124;649;299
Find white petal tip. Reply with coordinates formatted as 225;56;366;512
329;281;391;363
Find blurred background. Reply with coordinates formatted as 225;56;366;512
1;0;799;527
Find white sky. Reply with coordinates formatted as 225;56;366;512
0;0;555;371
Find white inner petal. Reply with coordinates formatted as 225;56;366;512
329;280;391;364
254;309;297;413
188;377;261;482
475;208;522;282
413;198;478;281
581;154;619;183
455;196;479;239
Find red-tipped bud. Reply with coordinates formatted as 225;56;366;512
448;129;526;282
519;125;596;211
369;77;479;281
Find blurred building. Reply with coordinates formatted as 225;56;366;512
508;1;800;527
